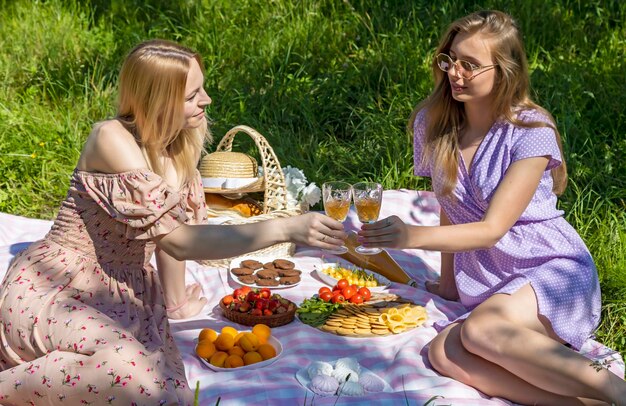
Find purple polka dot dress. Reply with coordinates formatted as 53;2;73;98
413;108;601;350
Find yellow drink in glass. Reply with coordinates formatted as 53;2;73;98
322;181;352;254
352;182;383;255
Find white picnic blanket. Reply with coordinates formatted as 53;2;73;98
0;189;623;405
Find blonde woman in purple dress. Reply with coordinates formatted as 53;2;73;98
358;10;626;405
0;40;345;405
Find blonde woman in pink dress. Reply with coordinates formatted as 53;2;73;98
0;40;345;405
358;10;626;405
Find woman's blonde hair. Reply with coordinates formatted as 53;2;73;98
117;39;211;187
408;10;567;196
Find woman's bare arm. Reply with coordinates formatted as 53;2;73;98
426;208;459;300
359;156;550;252
155;213;345;261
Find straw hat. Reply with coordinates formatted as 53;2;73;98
199;151;265;194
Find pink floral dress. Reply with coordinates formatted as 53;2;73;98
0;168;207;405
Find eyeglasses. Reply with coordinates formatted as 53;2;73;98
435;53;497;79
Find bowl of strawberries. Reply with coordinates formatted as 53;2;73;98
219;286;297;327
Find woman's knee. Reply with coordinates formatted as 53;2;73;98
460;313;515;357
427;333;450;375
428;331;481;386
428;325;467;378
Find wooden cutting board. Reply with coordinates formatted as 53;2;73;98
338;232;419;287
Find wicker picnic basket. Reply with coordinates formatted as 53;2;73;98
197;125;301;268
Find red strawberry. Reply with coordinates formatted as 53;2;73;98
268;300;280;311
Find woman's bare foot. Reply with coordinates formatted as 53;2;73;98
167;283;207;320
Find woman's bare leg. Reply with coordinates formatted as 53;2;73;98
457;283;626;403
429;323;603;405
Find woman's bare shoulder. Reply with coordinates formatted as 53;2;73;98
77;119;148;173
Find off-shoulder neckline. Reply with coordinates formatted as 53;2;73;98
73;168;152;177
72;168;198;194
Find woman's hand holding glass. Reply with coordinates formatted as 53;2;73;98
352;182;384;255
357;214;410;251
321;181;352;254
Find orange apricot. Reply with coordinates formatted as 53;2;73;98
228;346;246;357
224;354;245;368
195;341;216;360
243;351;263;365
221;326;238;338
233;331;245;345
257;343;277;360
198;328;218;343
214;334;235;351
252;324;271;344
209;351;228;368
238;332;260;352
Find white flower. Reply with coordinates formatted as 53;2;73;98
301;182;321;207
284;166;307;192
286;193;300;210
259;165;320;209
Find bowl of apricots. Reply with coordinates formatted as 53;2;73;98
195;324;282;371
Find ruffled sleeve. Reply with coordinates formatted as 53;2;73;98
413;109;431;177
76;169;190;239
183;170;209;226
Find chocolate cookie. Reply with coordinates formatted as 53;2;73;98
240;260;263;270
277;269;302;277
256;269;279;279
263;262;277;270
279;276;301;285
238;275;258;284
256;278;279;287
231;267;254;276
273;259;295;270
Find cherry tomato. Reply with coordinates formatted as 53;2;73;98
341;286;356;300
357;287;371;301
319;291;333;302
349;294;364;304
351;284;359;291
336;279;349;290
331;294;345;304
318;286;332;296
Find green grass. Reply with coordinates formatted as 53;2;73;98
1;0;625;361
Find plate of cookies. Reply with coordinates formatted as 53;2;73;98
229;256;302;289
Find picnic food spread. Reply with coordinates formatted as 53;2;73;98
219;286;297;327
230;257;302;287
320;264;383;288
195;324;280;370
297;279;428;337
304;293;427;337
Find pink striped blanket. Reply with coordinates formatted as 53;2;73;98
0;190;623;405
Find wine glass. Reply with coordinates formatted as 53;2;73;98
322;181;352;254
352;181;383;255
